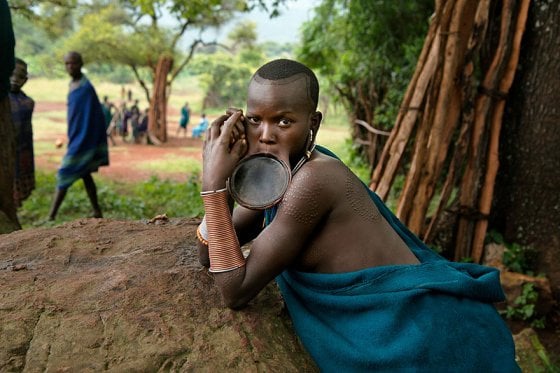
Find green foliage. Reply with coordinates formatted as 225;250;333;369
18;171;204;229
190;53;253;109
87;63;137;84
486;230;539;275
228;21;259;51
342;138;371;183
188;21;291;110
503;243;539;275
297;0;432;168
12;0;286;98
503;283;545;329
260;40;294;59
529;334;560;373
298;0;431;118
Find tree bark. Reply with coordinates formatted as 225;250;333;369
493;0;560;298
0;97;21;233
148;56;173;143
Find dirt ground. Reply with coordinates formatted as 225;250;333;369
34;100;205;183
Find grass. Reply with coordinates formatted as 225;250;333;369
135;155;202;175
19;171;205;229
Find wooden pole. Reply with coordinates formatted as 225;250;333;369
369;1;447;193
471;0;530;262
455;0;516;260
423;0;491;243
405;0;476;234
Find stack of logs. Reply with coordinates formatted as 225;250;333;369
369;0;530;262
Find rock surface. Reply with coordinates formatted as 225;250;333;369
0;218;317;372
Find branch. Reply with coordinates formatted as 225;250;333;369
169;39;231;83
354;119;391;136
130;64;151;103
170;20;193;50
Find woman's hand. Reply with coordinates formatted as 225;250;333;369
202;109;247;191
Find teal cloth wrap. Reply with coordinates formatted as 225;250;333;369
267;145;520;372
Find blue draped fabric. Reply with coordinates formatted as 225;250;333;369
267;145;519;372
57;77;108;189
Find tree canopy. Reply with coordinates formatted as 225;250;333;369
11;0;285;101
298;0;433;166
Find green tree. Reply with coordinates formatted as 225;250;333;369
191;21;266;110
298;0;432;167
11;0;283;142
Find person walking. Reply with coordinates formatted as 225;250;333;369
48;51;109;220
176;101;190;138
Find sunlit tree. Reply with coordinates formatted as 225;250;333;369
11;0;284;142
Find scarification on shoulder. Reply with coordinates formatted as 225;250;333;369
279;171;322;224
345;166;381;222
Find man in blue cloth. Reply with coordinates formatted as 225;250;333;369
195;59;520;372
48;51;109;220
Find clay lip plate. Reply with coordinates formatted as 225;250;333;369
228;153;291;210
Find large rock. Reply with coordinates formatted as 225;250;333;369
0;218;317;371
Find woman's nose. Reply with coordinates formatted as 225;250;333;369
259;123;275;144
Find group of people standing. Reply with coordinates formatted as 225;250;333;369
175;101;209;139
102;97;148;145
5;47;210;223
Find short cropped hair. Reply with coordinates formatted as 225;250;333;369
14;57;27;67
65;51;83;64
253;59;319;111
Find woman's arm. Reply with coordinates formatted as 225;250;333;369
197;205;264;267
210;164;331;309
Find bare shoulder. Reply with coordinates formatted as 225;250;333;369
278;153;345;222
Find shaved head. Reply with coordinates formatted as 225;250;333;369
251;59;319;111
64;51;83;64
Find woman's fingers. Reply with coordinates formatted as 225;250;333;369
221;110;243;143
208;114;229;140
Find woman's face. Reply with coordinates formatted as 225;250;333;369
245;74;320;168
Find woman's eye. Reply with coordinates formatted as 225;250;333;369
247;117;260;125
279;119;291;127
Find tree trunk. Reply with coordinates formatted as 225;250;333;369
0;97;21;234
148;56;173;143
492;0;560;299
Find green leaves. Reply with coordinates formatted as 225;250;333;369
297;0;433;143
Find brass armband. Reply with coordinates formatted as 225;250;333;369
201;189;245;273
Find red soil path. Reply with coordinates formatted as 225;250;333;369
34;101;205;183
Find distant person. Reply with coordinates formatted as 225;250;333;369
101;95;116;146
110;101;129;143
191;113;208;139
130;99;141;143
48;51;109;220
0;0;20;232
9;58;35;208
176;101;190;138
127;88;132;102
137;108;149;142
